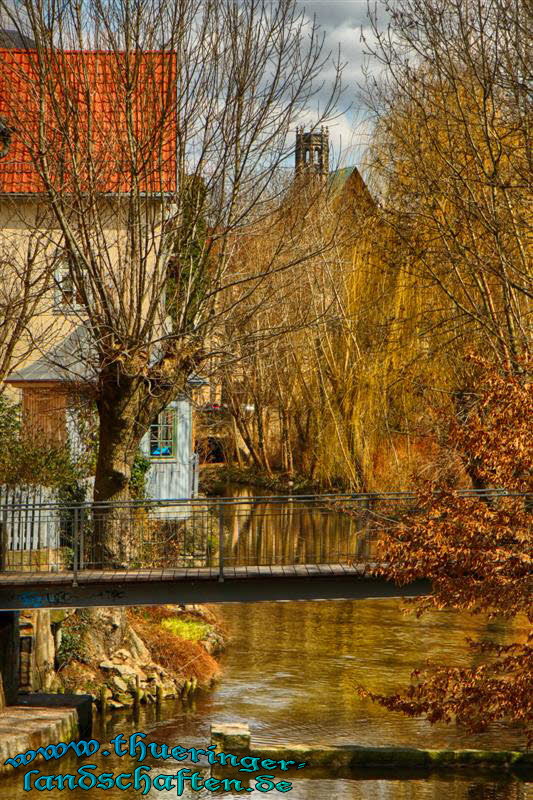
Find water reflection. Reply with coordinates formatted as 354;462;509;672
217;487;378;567
217;600;528;750
2;598;530;799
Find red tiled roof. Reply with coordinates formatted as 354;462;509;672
0;49;177;194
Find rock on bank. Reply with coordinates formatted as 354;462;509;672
19;605;225;711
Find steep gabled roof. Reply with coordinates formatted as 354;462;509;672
328;166;355;192
329;165;375;206
0;48;177;194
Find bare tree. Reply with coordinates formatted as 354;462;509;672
0;0;342;558
0;203;57;390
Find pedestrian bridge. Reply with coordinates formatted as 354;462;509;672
0;490;517;609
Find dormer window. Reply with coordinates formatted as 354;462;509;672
0;115;13;159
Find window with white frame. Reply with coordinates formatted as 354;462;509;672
53;265;85;313
149;407;177;458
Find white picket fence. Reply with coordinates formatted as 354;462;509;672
0;486;61;550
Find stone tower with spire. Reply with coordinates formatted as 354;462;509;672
295;126;329;180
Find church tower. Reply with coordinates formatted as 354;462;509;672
295;126;329;180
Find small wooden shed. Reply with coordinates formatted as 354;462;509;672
5;325;198;502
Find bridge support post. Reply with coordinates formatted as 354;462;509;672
0;611;19;704
218;505;224;583
211;723;250;754
72;507;79;587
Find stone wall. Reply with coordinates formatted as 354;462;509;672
0;705;78;776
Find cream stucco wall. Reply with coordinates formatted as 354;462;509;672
0;193;170;398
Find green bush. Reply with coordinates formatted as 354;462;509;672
0;395;81;488
130;451;152;500
160;617;210;642
56;610;91;668
57;631;86;668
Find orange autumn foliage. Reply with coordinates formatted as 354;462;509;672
360;358;532;742
127;607;220;687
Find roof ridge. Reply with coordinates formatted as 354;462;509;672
0;48;175;55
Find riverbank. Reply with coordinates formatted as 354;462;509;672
199;464;325;496
55;605;226;711
0;605;226;781
19;604;226;716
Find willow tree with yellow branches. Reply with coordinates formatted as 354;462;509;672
361;0;531;375
353;0;532;741
221;171;444;490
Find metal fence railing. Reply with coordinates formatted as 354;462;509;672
0;490;528;578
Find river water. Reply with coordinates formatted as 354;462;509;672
3;490;531;800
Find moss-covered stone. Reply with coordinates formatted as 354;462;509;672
115;693;134;707
427;749;519;768
210;724;532;777
350;747;429;768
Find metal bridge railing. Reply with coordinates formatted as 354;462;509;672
0;490;528;578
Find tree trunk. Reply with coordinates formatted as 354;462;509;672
93;418;133;504
89;356;193;567
226;394;264;470
451;387;497;508
256;407;272;477
92;382;147;568
231;416;244;467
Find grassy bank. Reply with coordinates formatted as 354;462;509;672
127;605;225;688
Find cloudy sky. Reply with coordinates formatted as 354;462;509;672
295;0;385;170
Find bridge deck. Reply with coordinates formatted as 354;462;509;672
0;564;431;609
0;562;368;585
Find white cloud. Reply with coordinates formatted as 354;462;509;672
293;1;388;165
